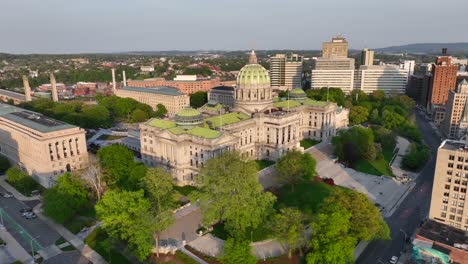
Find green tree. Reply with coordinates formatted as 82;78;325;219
97;145;135;188
398;95;415;110
43;173;89;224
96;190;155;261
0;156;10;173
349;106;369;125
131;109;149;123
382;110;405;129
198;151;276;237
154;104;168;118
332;126;376;163
369;108;380;124
276;149;317;192
369;90;385;102
269;208;308;258
307;208;356;264
220;238;256;264
140;168;175;256
190;91;208;108
402;143;430;171
320;189;390;241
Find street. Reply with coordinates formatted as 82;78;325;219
356;111;441;264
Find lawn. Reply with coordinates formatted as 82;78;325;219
300;139;320;149
97;134;126;141
85;227;132;264
255;160;275;171
211;222;272;242
274;181;333;217
354;144;395;177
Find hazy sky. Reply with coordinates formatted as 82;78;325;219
1;0;467;54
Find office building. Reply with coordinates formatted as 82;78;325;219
140;51;348;185
407;75;424;103
428;139;468;231
355;65;409;95
442;80;468;139
322;36;348;58
311;70;355;93
126;76;221;95
115;86;189;116
270;54;303;90
400;60;416;76
361;48;374;66
0;103;89;187
208;86;235;107
313;57;355;70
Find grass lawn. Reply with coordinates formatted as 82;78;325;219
354;143;395;177
211;222;272;242
97;134;126;141
274;181;333;217
300;139;320;149
255;160;275;171
85;227;132;264
55;237;66;246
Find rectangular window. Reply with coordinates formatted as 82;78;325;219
448;163;454;168
441;212;447;218
449;155;455;161
459;157;464;162
446;185;451;190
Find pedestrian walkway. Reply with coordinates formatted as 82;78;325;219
33;204;108;264
0;175;39;201
0;228;33;263
179;247;208;264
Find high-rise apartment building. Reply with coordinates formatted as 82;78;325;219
313;58;355;70
322;36;348;58
442;80;468;139
426;55;458;108
361;48;374;66
429;139;468;231
311;70;355;93
270;54;303;90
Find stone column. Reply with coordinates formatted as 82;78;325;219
50;74;59;102
111;68;117;94
122;70;127;86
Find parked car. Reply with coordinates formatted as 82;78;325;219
23;212;37;219
3;192;13;198
19;208;33;213
389;256;398;264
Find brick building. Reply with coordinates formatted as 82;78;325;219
126;76;221;95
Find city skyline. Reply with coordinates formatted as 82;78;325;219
1;0;467;54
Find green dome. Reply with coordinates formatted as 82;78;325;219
236;64;270;88
176;107;201;117
289;88;307;100
289;88;306;95
175;107;203;126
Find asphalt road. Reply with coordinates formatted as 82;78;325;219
356;111;441;264
0;186;59;251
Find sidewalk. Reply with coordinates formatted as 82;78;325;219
33;204;108;264
0;228;33;263
0;175;39;201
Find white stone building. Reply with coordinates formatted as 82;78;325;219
140;51;348;185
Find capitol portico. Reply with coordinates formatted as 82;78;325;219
140;51;349;185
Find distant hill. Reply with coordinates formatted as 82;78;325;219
376;43;468;55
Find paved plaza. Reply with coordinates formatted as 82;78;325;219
307;142;416;217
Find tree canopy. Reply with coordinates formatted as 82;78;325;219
276;149;317;192
349;106;369;125
198;151;276;237
43;173;89;224
190;91;208;108
269;207;308;258
220;238;257;264
96;190;155;261
332;126;376;163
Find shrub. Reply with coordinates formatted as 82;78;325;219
0;156;10;173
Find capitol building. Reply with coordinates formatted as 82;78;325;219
140;51;349;185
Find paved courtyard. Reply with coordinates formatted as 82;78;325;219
307;142;415;217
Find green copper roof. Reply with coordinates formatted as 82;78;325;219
237;64;270;86
187;127;222;139
289;88;306;95
273;100;302;109
204;112;250;128
200;103;223;113
147;119;176;129
177;107;202;117
303;98;329;107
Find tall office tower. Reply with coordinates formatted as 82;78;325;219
428;139;468;231
361;48;374;66
50;74;59;102
270;54;303;90
442;80;468;139
322;36;348;58
22;76;32;102
400;60;415;76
